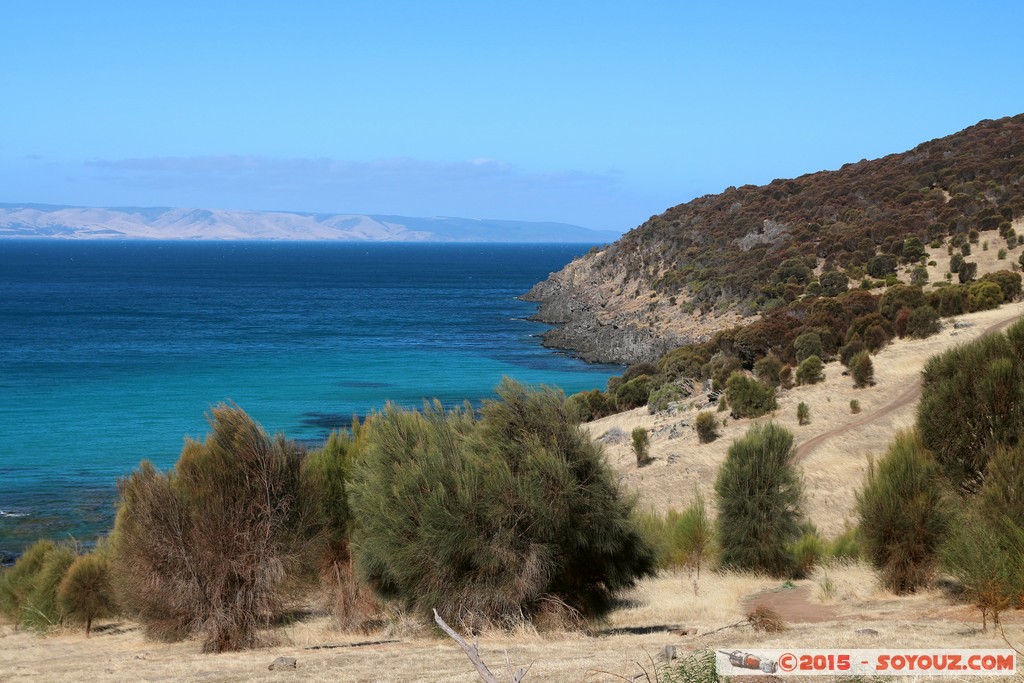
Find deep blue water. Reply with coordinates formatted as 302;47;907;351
0;241;619;555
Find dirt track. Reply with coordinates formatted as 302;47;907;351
793;313;1020;463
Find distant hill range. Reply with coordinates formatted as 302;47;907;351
0;203;620;243
526;113;1024;363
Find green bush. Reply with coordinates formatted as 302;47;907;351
978;444;1024;528
695;411;719;443
566;389;615;421
959;261;978;283
850;350;874;387
793;332;823;362
0;540;76;631
615;375;652;410
790;529;828;579
659;347;708;381
830;526;862;561
978;270;1022;301
857;430;949;593
796;402;810;425
349;381;656;627
839;339;867;367
648;382;689;414
907;305;941;338
715;423;802;577
917;328;1024;490
112;405;316;652
753;353;783;386
850;399;861;414
57;551;116;636
632;426;651;466
879;284;926;321
796;355;825;385
968;281;1003;312
724;373;776;418
950;253;964;273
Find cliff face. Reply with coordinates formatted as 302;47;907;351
522;249;743;365
525;114;1024;365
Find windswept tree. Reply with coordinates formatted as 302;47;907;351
111;405;319;652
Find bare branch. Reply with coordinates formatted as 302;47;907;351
433;608;500;683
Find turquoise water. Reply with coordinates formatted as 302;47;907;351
0;241;619;555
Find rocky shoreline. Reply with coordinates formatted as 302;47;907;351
522;270;687;366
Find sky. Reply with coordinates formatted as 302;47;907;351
1;1;1022;231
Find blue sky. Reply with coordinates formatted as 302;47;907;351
1;1;1021;231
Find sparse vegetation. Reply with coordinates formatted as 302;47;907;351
850;399;861;414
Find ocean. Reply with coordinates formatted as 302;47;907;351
0;241;619;556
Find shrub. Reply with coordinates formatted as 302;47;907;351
907;305;941;338
724;373;777;418
57;551;116;636
839;339;867;367
753;353;783;386
978;444;1024;528
695;411;720;443
111;405;316;652
850;350;874;388
999;247;1008;260
648;382;689;414
968;281;1003;312
0;540;76;631
715;423;802;577
675;493;715;580
850;399;861;414
950;253;964;273
796;402;810;425
659;347;708;381
795;355;824;385
867;254;897;278
632;427;651;466
958;261;978;283
615;375;652;410
349;380;656;626
566;389;615;422
910;265;929;287
941;509;1024;630
778;365;793;389
819;271;849;297
879;284;926;321
979;270;1022;301
830;526;862;560
917;329;1024;490
790;529;828;579
793;332;823;362
856;430;949;593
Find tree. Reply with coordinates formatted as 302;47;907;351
715;423;802;577
57;552;116;636
112;405;316;652
349;381;656;626
857;430;949;593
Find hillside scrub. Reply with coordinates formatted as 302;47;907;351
350;380;656;629
715;423;803;577
111;405;319;652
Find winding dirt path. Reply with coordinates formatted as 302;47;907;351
793;313;1020;463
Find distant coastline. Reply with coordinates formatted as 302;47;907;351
0;203;622;243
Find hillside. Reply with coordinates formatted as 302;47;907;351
526;114;1024;363
0;204;620;243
